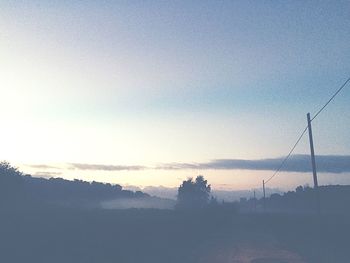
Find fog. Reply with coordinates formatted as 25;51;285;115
101;197;175;210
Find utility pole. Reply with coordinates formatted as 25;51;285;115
262;180;266;212
307;113;319;188
307;113;320;213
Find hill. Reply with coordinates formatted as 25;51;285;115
0;161;171;209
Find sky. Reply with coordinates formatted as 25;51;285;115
1;1;350;192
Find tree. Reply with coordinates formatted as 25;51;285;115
176;175;211;209
0;161;25;207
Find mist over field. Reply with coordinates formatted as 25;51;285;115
101;197;176;210
127;185;281;202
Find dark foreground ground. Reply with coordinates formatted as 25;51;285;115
0;207;349;263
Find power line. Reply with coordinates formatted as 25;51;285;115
311;77;350;121
264;76;350;185
265;126;308;184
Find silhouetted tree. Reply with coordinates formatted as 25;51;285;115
296;185;303;193
0;161;25;208
0;161;23;178
176;176;211;209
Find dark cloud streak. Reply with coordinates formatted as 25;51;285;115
157;155;350;173
69;163;146;171
26;155;350;173
34;171;62;178
26;164;61;170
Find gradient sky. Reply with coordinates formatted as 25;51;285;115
1;1;349;191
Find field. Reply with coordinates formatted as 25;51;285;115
1;207;349;263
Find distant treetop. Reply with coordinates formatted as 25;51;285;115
176;175;211;209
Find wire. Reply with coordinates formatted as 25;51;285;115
265;126;308;184
311;77;350;121
264;76;350;185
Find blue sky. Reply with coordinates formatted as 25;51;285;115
1;1;349;190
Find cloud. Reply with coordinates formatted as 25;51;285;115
34;171;62;178
156;163;199;170
157;155;350;173
68;163;146;171
25;164;61;170
26;155;350;174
